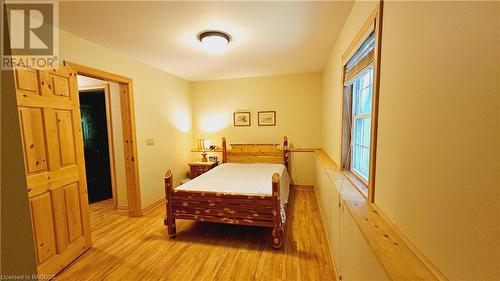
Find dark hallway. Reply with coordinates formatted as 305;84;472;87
79;91;113;203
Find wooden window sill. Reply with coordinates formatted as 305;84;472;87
289;147;322;152
343;170;368;199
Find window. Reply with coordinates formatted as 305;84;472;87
351;68;373;182
340;13;381;202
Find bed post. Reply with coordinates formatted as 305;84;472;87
272;172;282;249
283;136;289;171
164;170;176;238
222;137;227;163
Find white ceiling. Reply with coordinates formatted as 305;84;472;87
60;1;353;81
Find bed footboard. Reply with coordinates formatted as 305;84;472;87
163;171;283;248
271;173;283;249
164;170;176;237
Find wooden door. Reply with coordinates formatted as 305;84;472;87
14;66;91;275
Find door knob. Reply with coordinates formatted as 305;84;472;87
27;186;32;192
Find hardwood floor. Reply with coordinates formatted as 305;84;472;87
57;186;336;281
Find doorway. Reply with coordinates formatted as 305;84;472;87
66;61;142;217
77;77;129;212
79;89;113;203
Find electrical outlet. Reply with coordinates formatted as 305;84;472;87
146;138;154;146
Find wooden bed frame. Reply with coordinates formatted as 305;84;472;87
164;136;289;249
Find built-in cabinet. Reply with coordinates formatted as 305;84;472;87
315;158;388;281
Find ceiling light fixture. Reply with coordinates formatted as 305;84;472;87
197;30;231;54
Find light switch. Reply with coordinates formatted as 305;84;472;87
146;138;155;146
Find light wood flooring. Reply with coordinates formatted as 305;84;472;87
56;186;336;281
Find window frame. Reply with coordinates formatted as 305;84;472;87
339;4;383;203
350;67;373;184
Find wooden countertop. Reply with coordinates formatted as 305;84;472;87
191;147;321;153
188;161;218;166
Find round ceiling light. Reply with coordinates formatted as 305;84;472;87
197;30;231;54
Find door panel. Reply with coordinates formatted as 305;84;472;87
64;183;83;242
51;188;69;253
14;66;91;276
15;68;39;93
43;108;61;171
30;193;57;264
18;107;47;173
55;110;76;166
39;68;71;98
51;76;70;97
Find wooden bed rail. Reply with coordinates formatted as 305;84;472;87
163;169;283;248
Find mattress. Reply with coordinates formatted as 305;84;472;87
177;163;291;222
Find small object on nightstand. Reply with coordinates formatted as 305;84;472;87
188;161;218;179
201;151;208;162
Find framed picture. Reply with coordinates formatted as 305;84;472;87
258;111;276;126
233;112;251;126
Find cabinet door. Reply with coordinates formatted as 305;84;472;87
15;66;91;276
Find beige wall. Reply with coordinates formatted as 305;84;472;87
375;2;499;280
322;0;378;163
191;73;323;185
60;29;193;208
320;1;500;280
1;66;38;277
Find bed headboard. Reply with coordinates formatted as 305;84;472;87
222;136;289;169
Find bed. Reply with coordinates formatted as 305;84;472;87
164;136;290;249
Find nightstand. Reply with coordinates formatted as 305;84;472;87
188;161;218;179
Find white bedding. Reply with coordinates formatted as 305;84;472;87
177;163;291;222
